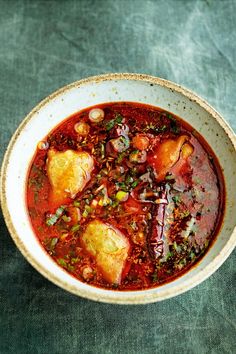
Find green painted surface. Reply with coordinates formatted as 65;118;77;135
0;1;235;353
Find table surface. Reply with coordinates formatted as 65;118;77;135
0;1;235;353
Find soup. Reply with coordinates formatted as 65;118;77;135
26;102;225;290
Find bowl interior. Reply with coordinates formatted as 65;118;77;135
2;74;236;304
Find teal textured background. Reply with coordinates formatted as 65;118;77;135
0;1;235;353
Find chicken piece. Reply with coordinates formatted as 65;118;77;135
81;220;130;284
148;135;191;181
47;149;94;205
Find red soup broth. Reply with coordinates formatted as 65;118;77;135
26;102;225;290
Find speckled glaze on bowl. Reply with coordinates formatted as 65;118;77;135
1;73;236;304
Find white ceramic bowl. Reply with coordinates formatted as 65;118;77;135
1;73;236;304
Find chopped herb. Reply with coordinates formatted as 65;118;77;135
73;200;80;207
115;114;123;124
117;152;126;163
130;168;138;176
151;271;158;282
166;114;180;134
44;237;58;252
51;237;58;247
121;136;130;148
170;121;180;134
177;258;187;269
172;195;181;204
71;257;80;264
125;175;133;184
173;241;181;253
116;182;127;189
189;251;196;260
204;239;209;248
46;215;58;226
28;178;42;189
146;124;167;133
71;224;80;233
165;174;174;180
98;196;111;206
67;264;75;272
56;206;65;216
62;215;71;222
131;180;139;188
111;200;119;208
129;150;146;163
111;136;130;152
82;205;92;217
82;209;88;217
106;120;115;131
165;251;173;260
159;125;167;132
145;123;156;131
85;205;92;212
166;269;173;274
46;206;65;226
57;258;67;267
105;114;124;130
180;210;190;218
167;113;175;121
29;166;47;204
83;192;93;201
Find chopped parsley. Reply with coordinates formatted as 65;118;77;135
151;271;158;282
105;114;123;130
131;180;139;188
172;195;181;204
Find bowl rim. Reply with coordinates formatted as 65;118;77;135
1;72;236;304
